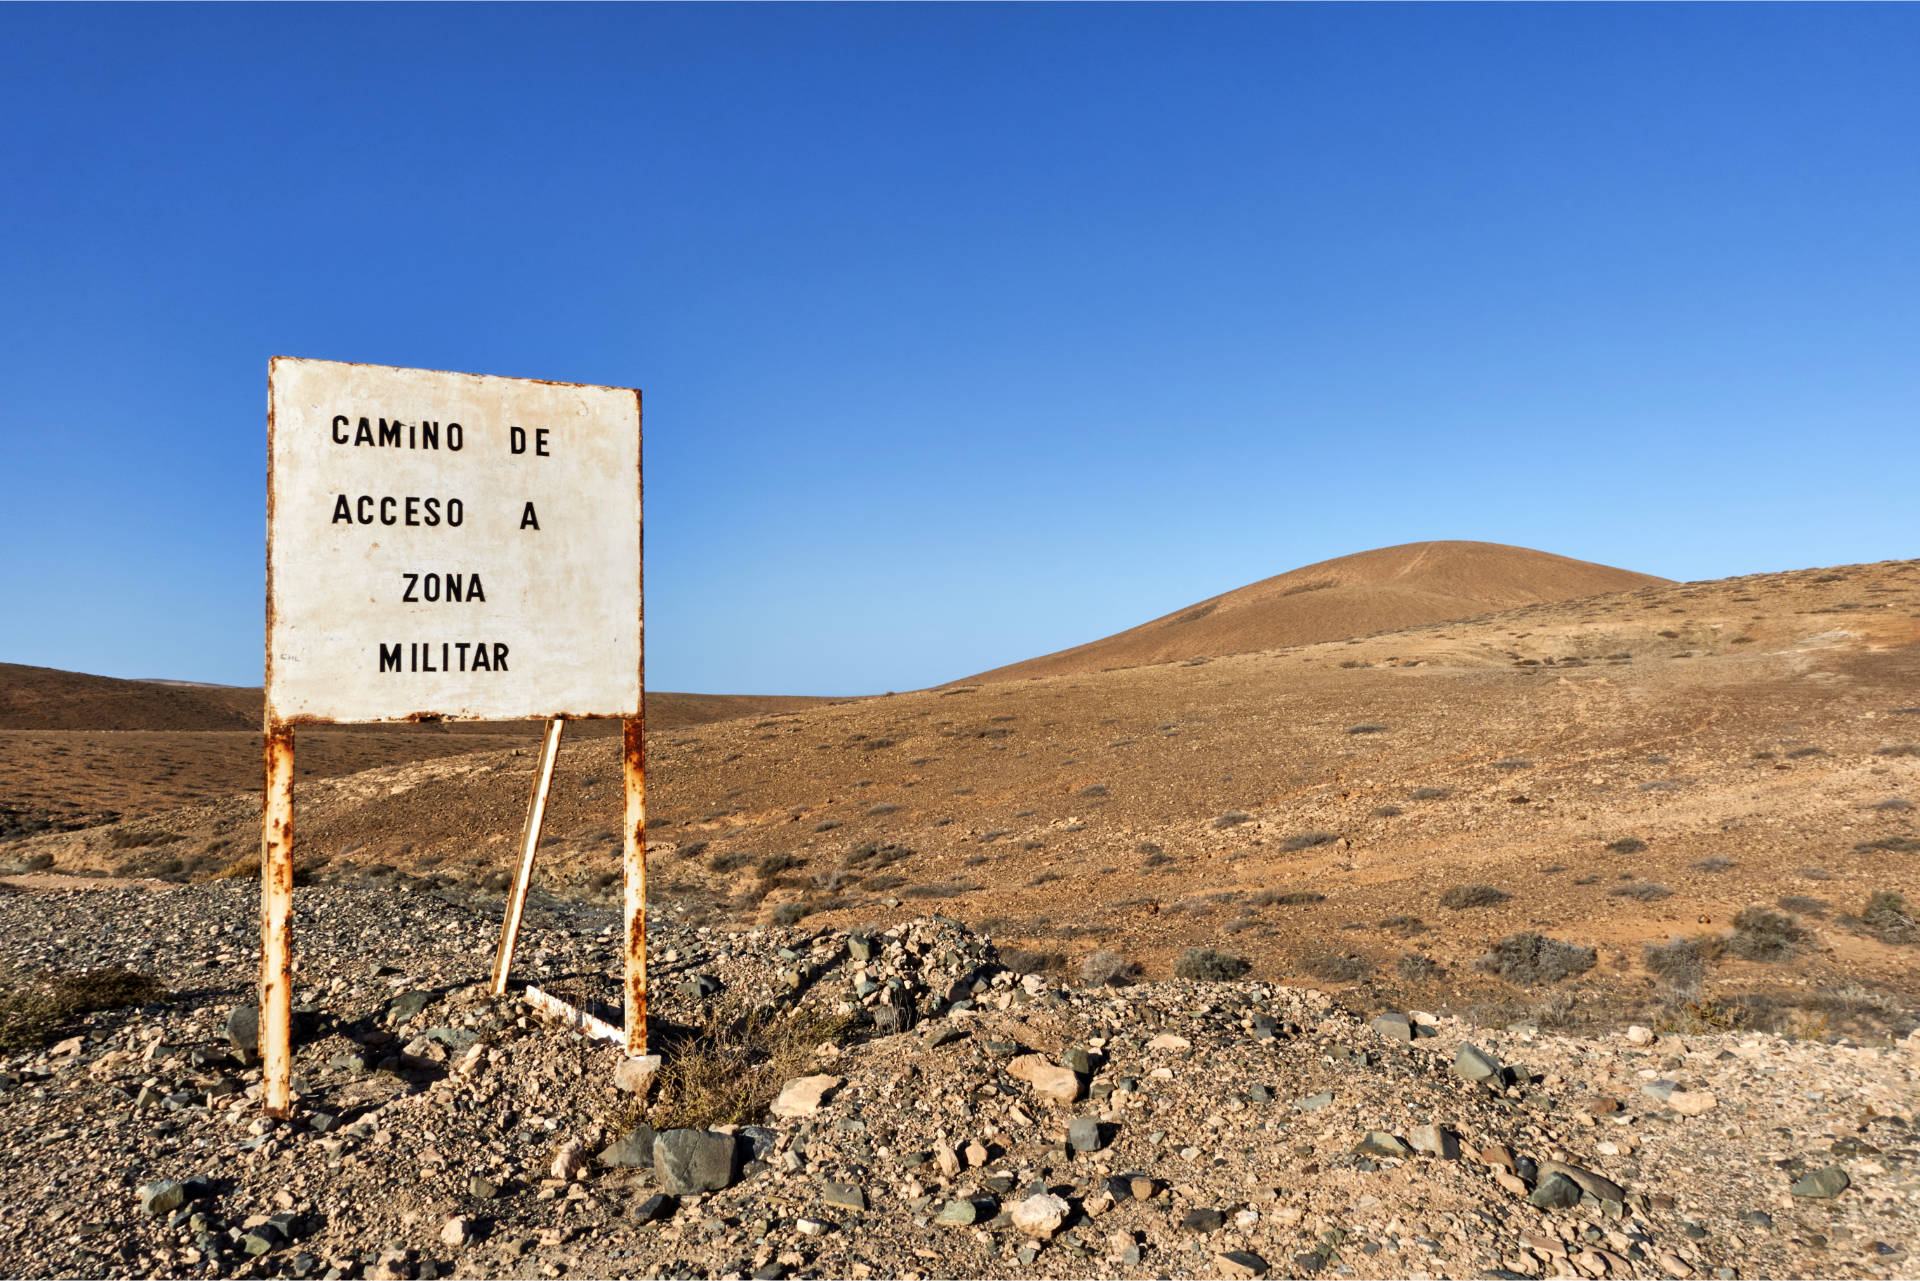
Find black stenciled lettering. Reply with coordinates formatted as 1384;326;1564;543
380;497;397;526
510;426;527;454
520;501;539;530
535;428;550;456
492;642;509;671
409;642;418;673
332;495;352;524
402;573;419;602
423;574;439;602
455;641;472;670
405;496;420;526
331;415;350;444
357;495;374;524
378;418;401;448
447;499;464;527
421;643;436;672
442;642;449;671
355;417;375;446
447;422;463;450
424;497;441;526
466;573;485;602
379;643;401;673
471;643;491;672
421;421;439;450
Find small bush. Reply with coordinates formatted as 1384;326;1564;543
1252;889;1324;907
0;967;167;1054
1410;787;1451;801
1491;758;1533;772
1800;866;1836;880
998;948;1068;976
1280;831;1339;852
1475;933;1597;984
1606;837;1648;855
1609;882;1672;902
1777;895;1830;918
710;851;752;873
1372;805;1404;818
1643;936;1709;994
1440;884;1510;910
812;821;841;833
1874;744;1920;758
866;804;902;817
1078;785;1109;798
1869;797;1913;811
903;883;975;899
1378;914;1425;937
1134;842;1163;856
1348;723;1389;735
1301;954;1371;982
1396;952;1441;983
1690;857;1736;872
1079;950;1138;987
757;853;804;879
770;902;809;927
1785;746;1827;759
644;999;851;1131
1212;812;1252;830
1856;836;1920;853
1142;851;1174;869
1859;891;1916;944
1728;908;1807;962
1174;947;1251;982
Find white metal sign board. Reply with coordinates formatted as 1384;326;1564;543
267;357;641;724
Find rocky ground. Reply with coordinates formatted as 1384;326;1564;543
0;881;1914;1281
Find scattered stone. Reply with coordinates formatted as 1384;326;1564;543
226;1003;259;1058
613;1053;662;1095
550;1138;588;1182
1791;1166;1850;1199
935;1199;980;1226
1669;1089;1718;1116
1538;1160;1624;1204
597;1124;655;1168
771;1074;844;1118
439;1218;470;1248
655;1129;738;1195
139;1181;184;1218
1182;1208;1227;1233
1368;1012;1413;1042
467;1174;499;1200
630;1193;675;1224
1354;1130;1411;1158
1068;1116;1104;1153
820;1181;866;1211
1453;1043;1502;1082
1009;1192;1069;1238
1529;1173;1582;1209
1295;1091;1333;1111
1146;1033;1191;1051
1409;1124;1459;1159
1008;1054;1082;1104
1215;1250;1270;1279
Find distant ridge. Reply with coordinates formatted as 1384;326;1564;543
958;540;1668;684
0;662;838;732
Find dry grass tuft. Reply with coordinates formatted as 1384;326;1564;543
0;966;167;1054
644;1000;851;1132
1475;932;1596;984
1440;884;1510;910
1173;947;1250;982
1728;907;1808;962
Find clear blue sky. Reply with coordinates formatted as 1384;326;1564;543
3;4;1916;695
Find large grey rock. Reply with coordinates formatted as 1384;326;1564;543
226;1004;259;1058
1539;1160;1624;1204
1353;1131;1411;1158
139;1181;185;1217
935;1199;981;1225
388;990;433;1024
598;1124;656;1168
820;1181;866;1211
1369;1013;1413;1042
1453;1043;1502;1083
1409;1124;1460;1160
1790;1166;1850;1199
655;1129;738;1195
1529;1173;1582;1209
1068;1117;1104;1153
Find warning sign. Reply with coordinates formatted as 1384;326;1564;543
266;357;642;723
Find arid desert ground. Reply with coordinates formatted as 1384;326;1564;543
0;540;1915;1280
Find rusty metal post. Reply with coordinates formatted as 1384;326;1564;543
492;717;565;994
622;716;647;1053
260;723;296;1117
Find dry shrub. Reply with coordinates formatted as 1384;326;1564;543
1302;953;1371;982
1079;950;1138;987
1859;891;1916;945
998;947;1068;976
1280;831;1339;852
646;1000;851;1131
1690;857;1735;872
1396;952;1441;983
770;902;809;926
1379;914;1425;937
199;853;260;882
1174;948;1250;982
1441;884;1510;910
1728;908;1807;962
0;966;167;1054
1777;895;1830;918
1475;933;1596;984
1609;882;1672;902
1410;787;1451;801
1347;723;1389;735
1212;812;1252;830
1252;890;1324;907
1643;936;1718;995
1605;837;1648;855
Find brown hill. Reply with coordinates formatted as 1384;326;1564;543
960;540;1668;684
0;663;836;734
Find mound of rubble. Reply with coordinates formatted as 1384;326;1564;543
0;883;1914;1279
